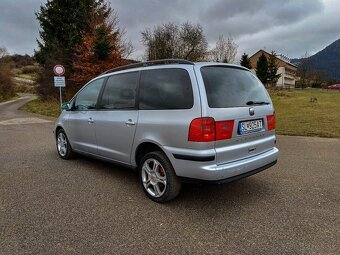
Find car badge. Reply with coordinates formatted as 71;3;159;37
249;107;255;116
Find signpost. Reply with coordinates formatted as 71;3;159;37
53;65;66;108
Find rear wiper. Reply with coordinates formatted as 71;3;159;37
246;101;270;106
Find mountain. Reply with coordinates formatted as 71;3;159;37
291;39;340;80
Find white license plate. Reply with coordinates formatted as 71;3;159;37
239;119;263;134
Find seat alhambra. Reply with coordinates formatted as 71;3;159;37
55;59;278;202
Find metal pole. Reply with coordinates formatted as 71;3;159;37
59;87;62;109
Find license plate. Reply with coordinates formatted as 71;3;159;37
238;119;263;134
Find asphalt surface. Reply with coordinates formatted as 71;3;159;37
0;97;339;254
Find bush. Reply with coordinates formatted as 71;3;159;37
3;54;35;68
21;65;41;74
14;80;36;93
0;65;15;99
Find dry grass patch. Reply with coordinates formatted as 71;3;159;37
270;89;340;138
20;99;60;118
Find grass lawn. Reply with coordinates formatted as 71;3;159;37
20;99;61;118
270;89;340;138
20;89;340;138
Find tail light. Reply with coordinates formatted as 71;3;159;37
267;114;276;131
188;117;215;142
188;118;234;142
216;120;234;140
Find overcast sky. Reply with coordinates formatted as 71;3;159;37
1;0;339;61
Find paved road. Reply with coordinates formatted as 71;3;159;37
1;97;339;254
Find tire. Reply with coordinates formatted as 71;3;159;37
139;151;182;203
56;129;75;160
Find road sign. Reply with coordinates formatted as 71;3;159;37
53;65;66;109
53;65;65;76
54;76;66;87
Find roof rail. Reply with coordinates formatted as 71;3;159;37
101;59;194;75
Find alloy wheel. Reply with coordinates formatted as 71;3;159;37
57;132;68;157
141;158;167;198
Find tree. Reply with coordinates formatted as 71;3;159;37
35;0;100;98
0;47;8;59
0;47;15;99
297;52;311;89
210;34;238;63
70;3;129;95
240;53;251;69
35;0;99;66
256;53;269;85
308;70;325;88
267;51;281;87
141;22;208;61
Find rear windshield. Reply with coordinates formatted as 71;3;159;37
201;66;270;108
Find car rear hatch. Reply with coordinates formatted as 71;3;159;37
198;65;276;165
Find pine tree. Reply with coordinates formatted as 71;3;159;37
256;53;269;85
70;3;128;94
35;0;100;98
35;0;98;66
267;51;280;87
240;53;251;69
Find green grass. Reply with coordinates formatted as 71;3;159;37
20;99;61;118
0;94;19;103
21;89;340;138
270;89;340;138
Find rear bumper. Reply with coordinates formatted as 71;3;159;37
181;160;277;184
163;146;279;181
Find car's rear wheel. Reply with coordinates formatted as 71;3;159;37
139;151;182;203
56;129;74;159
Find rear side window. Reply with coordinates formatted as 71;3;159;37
100;72;138;109
139;68;193;110
201;66;270;108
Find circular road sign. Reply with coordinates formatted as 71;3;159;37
53;65;65;76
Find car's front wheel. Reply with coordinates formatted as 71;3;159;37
139;151;182;203
56;129;74;159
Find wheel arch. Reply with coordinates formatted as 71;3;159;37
134;141;166;167
55;125;64;138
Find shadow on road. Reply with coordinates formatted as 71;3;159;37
53;150;274;208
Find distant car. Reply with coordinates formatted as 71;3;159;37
327;84;340;90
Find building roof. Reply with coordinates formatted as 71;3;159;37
249;49;298;68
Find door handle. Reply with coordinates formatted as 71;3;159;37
125;119;135;126
248;147;256;153
88;117;94;124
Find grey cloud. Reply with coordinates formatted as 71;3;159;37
0;0;42;54
201;0;324;40
0;0;337;61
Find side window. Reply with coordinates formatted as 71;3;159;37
139;68;193;110
99;72;138;110
75;78;104;110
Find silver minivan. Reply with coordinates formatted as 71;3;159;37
55;59;279;202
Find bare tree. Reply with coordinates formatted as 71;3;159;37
0;46;15;99
122;40;134;58
179;22;208;61
308;69;325;88
209;34;238;63
141;22;208;61
0;46;9;60
297;52;311;89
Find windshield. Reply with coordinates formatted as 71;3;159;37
201;66;270;108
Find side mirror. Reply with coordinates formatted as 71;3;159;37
61;102;71;111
